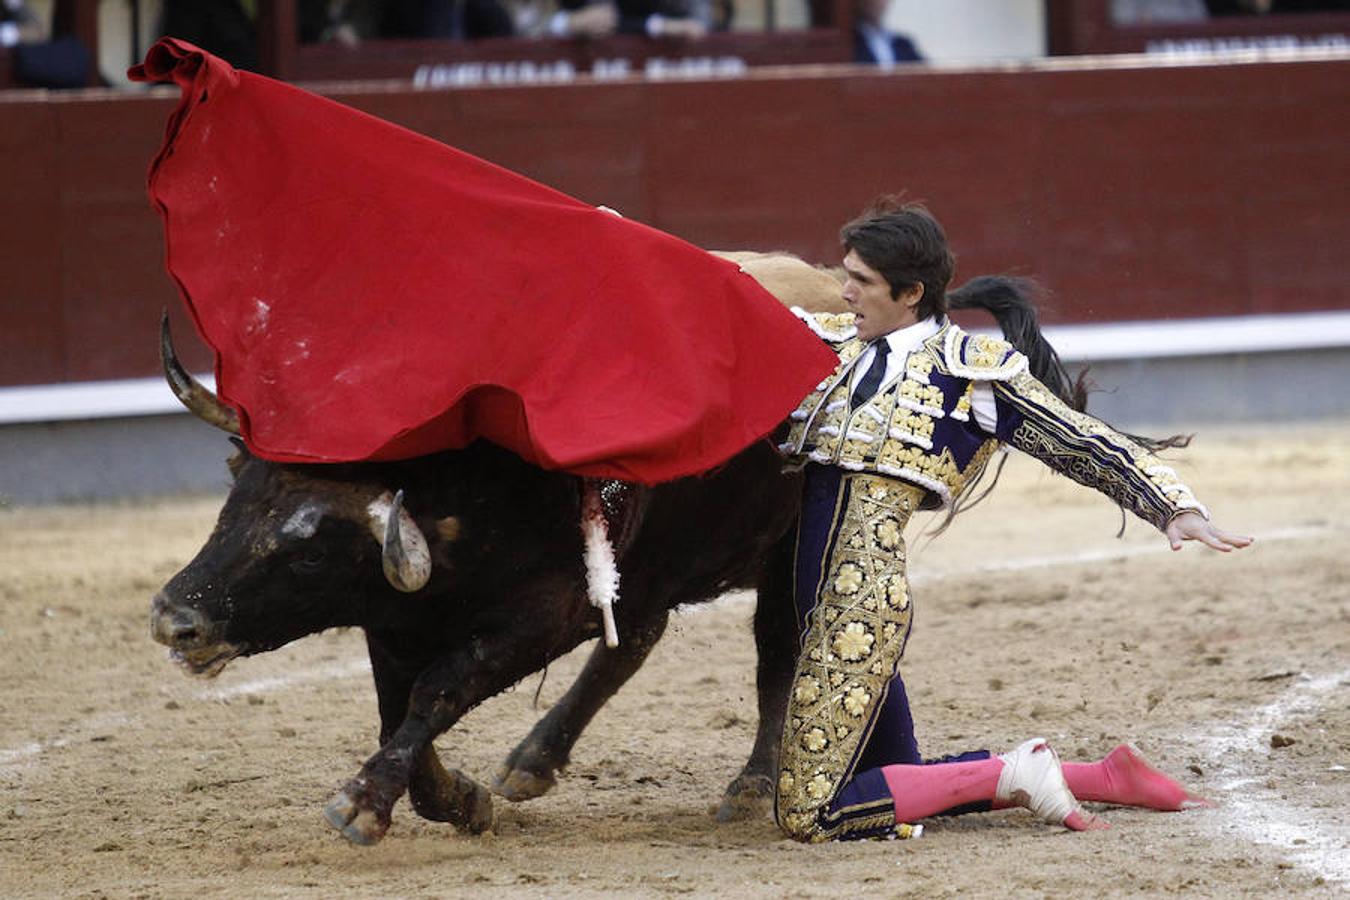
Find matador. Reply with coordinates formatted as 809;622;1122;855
773;199;1252;842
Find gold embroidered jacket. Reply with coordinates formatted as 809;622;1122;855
780;310;1208;530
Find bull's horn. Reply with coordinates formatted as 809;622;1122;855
368;490;431;593
160;312;241;435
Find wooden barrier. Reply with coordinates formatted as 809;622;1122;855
1;55;1346;388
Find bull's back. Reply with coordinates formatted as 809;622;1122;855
712;250;848;315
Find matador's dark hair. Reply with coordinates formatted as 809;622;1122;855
840;196;954;323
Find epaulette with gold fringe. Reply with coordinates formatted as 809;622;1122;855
791;306;857;343
933;325;1027;381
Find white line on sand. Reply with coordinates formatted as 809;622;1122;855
0;712;131;777
1185;669;1350;887
0;659;371;777
917;523;1325;581
190;657;371;703
706;523;1326;610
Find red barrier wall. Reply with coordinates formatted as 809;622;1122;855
2;57;1346;388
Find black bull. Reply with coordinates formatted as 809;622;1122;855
150;324;802;845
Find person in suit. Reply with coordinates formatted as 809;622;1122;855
854;0;922;66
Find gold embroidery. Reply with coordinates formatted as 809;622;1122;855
874;517;902;550
968;334;1009;369
934;325;1027;381
833;622;875;661
815;311;858;339
897;379;944;411
785;327;1010;513
842;685;871;717
905;354;934;379
803;728;830;753
997;372;1203;529
952;381;975;422
849;414;883;438
889;411;936;445
833;563;863;595
776;476;926;843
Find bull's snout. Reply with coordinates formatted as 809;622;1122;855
150;592;211;648
150;592;241;678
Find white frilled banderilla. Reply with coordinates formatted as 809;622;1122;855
581;478;647;649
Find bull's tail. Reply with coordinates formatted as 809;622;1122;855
947;275;1086;411
946;276;1187;454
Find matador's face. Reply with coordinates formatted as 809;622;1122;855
841;249;922;342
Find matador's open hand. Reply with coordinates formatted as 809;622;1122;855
1165;511;1254;553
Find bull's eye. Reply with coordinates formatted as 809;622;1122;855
289;547;327;576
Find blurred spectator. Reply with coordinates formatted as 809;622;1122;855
550;0;727;40
526;0;618;38
853;0;923;65
1206;0;1349;12
381;0;516;39
157;1;389;73
1115;0;1346;20
0;0;45;48
302;1;382;45
5;0;91;89
1112;0;1208;22
158;0;260;69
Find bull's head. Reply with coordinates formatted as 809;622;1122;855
150;317;445;676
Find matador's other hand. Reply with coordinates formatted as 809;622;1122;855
1165;511;1253;553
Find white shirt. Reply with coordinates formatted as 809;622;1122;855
857;21;896;67
848;318;999;435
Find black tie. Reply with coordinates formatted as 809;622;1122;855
851;340;890;409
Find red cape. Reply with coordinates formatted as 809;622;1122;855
130;39;836;484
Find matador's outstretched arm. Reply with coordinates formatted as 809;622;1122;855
991;371;1252;552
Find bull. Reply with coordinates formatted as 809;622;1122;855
149;319;805;846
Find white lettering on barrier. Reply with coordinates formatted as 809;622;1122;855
413;56;747;88
644;56;748;80
1147;33;1348;55
592;58;632;80
413;60;579;88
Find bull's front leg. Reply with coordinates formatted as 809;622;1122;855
349;633;493;835
716;529;795;822
323;631;547;846
493;606;670;802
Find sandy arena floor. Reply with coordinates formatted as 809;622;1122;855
1;423;1347;898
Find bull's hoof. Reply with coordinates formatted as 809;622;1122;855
491;764;558;802
715;773;775;823
409;768;495;833
323;788;390;846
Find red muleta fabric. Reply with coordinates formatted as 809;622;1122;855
130;39;836;484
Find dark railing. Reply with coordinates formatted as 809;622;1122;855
5;1;1347;90
0;0;853;90
1047;0;1350;56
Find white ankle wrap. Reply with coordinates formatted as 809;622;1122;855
996;737;1079;826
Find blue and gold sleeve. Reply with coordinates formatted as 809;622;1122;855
991;371;1209;531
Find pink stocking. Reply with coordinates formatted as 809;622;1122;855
1062;745;1210;811
900;743;1109;831
881;759;1003;822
